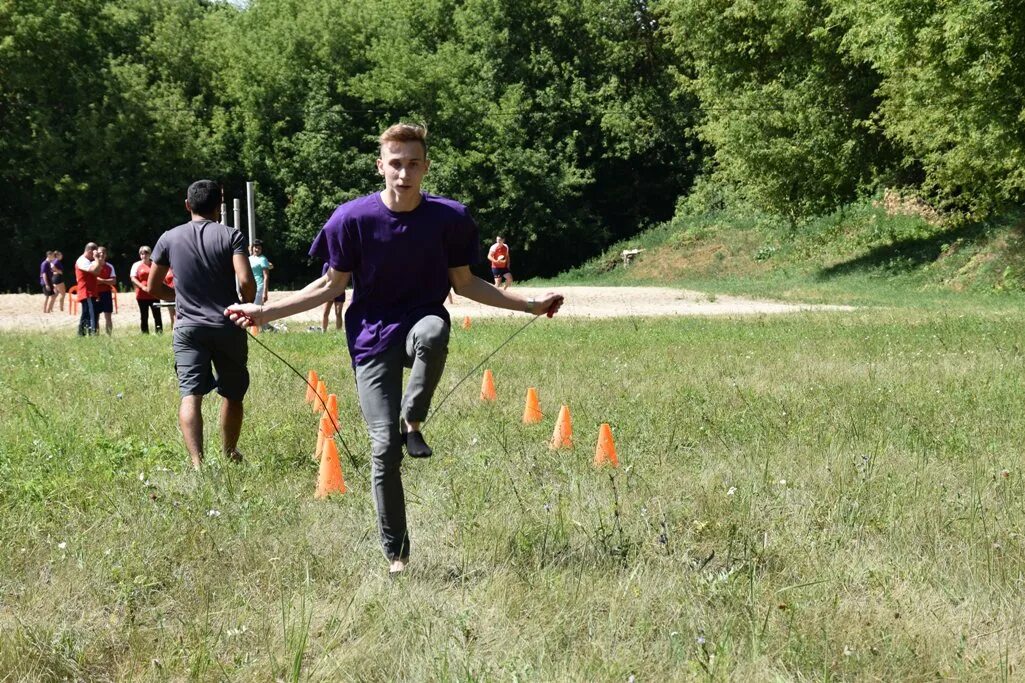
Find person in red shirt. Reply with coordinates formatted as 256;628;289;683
94;245;116;335
130;245;163;334
164;268;176;330
487;236;513;290
74;242;101;336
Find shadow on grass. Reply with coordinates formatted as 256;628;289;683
815;221;992;280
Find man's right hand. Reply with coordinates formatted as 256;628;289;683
224;303;266;328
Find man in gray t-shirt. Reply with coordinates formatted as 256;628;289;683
148;179;257;469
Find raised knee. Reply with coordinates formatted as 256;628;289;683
416;317;449;350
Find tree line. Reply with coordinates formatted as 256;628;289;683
3;0;1021;291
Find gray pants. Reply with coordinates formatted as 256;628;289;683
354;315;450;561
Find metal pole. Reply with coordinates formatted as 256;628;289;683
220;201;227;225
233;199;241;233
246;181;256;246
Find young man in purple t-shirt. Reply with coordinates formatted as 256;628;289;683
226;124;563;574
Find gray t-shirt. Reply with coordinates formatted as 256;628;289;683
152;220;247;328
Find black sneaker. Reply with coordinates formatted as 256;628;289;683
404;430;433;458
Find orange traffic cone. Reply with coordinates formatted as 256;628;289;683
250;324;260;335
305;370;319;404
550;404;573;449
481;369;497;401
314;380;328;413
462;316;471;330
326;394;338;422
593;423;619;467
316;413;336;461
315;438;347;498
314;416;326;461
523;387;542;424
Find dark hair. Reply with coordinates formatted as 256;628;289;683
252;239;263;247
187;179;220;215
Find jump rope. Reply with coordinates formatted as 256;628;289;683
236;302;560;476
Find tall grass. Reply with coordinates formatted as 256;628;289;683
2;306;1025;680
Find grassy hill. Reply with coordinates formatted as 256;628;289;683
556;192;1025;307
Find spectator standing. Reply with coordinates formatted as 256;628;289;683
40;251;55;313
320;261;345;332
74;242;101;336
51;250;67;312
147;180;256;469
249;240;273;305
130;246;163;334
488;236;513;289
95;245;116;335
164;268;176;330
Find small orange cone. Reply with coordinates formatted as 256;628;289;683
326;394;338;422
593;423;619;467
250;324;260;335
314;416;327;461
305;370;319;404
321;411;337;438
462;316;471;330
314;380;328;413
315;438;346;498
522;387;542;424
480;369;497;401
550;404;573;449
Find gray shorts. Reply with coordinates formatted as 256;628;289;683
172;325;249;401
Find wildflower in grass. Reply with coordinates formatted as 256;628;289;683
696;636;706;645
727;486;737;496
57;542;67;550
778;479;787;486
207;509;221;518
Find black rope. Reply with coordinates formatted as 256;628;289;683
242;309;549;469
424;314;542;426
244;327;362;472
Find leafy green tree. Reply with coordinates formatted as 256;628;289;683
835;0;1025;216
662;0;891;224
1;0;227;290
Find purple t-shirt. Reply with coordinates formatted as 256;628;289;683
310;192;479;366
39;259;52;285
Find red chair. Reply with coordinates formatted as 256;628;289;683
67;285;78;315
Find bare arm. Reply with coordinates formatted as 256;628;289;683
233;253;256;304
448;266;562;316
146;264;175;301
225;268;350;327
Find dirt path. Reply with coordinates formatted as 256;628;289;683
0;286;851;333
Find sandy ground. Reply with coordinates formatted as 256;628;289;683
0;286;850;333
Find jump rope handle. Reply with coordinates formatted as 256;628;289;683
546;295;565;318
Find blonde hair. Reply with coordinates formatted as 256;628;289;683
379;123;428;157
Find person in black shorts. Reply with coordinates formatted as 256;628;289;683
147;180;257;469
40;251;55;313
51;250;67;312
94;245;116;335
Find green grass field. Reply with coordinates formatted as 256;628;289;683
3;301;1025;680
